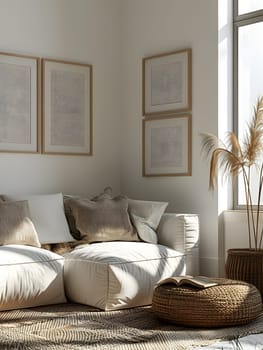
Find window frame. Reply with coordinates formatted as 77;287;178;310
233;0;263;209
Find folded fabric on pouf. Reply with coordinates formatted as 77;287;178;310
64;241;185;310
0;245;66;311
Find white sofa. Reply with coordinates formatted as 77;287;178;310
0;245;66;311
64;213;199;310
0;192;199;311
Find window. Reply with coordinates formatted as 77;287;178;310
233;0;263;207
237;0;263;15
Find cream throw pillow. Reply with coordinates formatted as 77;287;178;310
4;193;73;244
128;199;168;230
68;196;138;243
130;213;158;244
128;199;168;243
0;201;40;247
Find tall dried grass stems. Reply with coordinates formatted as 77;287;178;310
201;96;263;250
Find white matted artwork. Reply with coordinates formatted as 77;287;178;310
42;58;92;155
0;52;39;153
143;115;192;176
143;49;192;116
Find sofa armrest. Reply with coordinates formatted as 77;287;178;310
157;213;199;275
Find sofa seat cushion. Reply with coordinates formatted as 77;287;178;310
63;241;185;310
0;245;66;311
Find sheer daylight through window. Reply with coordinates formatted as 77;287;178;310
238;0;263;15
234;0;263;207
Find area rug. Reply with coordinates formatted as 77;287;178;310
0;303;263;350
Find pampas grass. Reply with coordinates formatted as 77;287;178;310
201;96;263;250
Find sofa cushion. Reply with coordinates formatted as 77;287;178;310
64;241;185;310
0;200;40;247
67;196;138;243
0;245;66;311
4;193;73;244
128;199;168;243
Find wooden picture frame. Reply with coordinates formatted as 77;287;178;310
143;49;192;116
0;52;40;153
143;114;192;176
42;58;93;155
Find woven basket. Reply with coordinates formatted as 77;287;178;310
152;278;262;328
226;249;263;296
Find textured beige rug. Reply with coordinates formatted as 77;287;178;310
0;303;263;350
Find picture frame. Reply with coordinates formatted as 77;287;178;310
0;52;40;153
143;114;192;176
42;58;93;155
143;49;192;116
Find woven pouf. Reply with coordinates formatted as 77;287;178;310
152;278;262;328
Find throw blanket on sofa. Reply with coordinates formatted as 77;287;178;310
41;241;89;255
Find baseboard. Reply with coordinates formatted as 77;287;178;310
199;256;221;277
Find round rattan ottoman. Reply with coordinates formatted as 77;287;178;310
152;278;262;328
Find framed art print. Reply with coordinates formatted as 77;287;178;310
143;49;192;116
143;114;192;176
42;58;93;155
0;52;39;153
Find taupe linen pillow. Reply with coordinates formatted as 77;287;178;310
63;187;114;239
91;186;113;201
64;195;82;240
0;200;41;247
68;196;138;243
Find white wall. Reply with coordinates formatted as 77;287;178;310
120;0;219;275
0;0;221;275
0;0;122;196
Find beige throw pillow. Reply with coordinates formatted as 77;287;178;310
128;199;168;230
63;187;118;239
63;186;113;239
91;186;113;201
130;213;158;244
128;199;168;243
0;201;40;247
68;196;138;243
4;193;73;244
64;195;82;240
